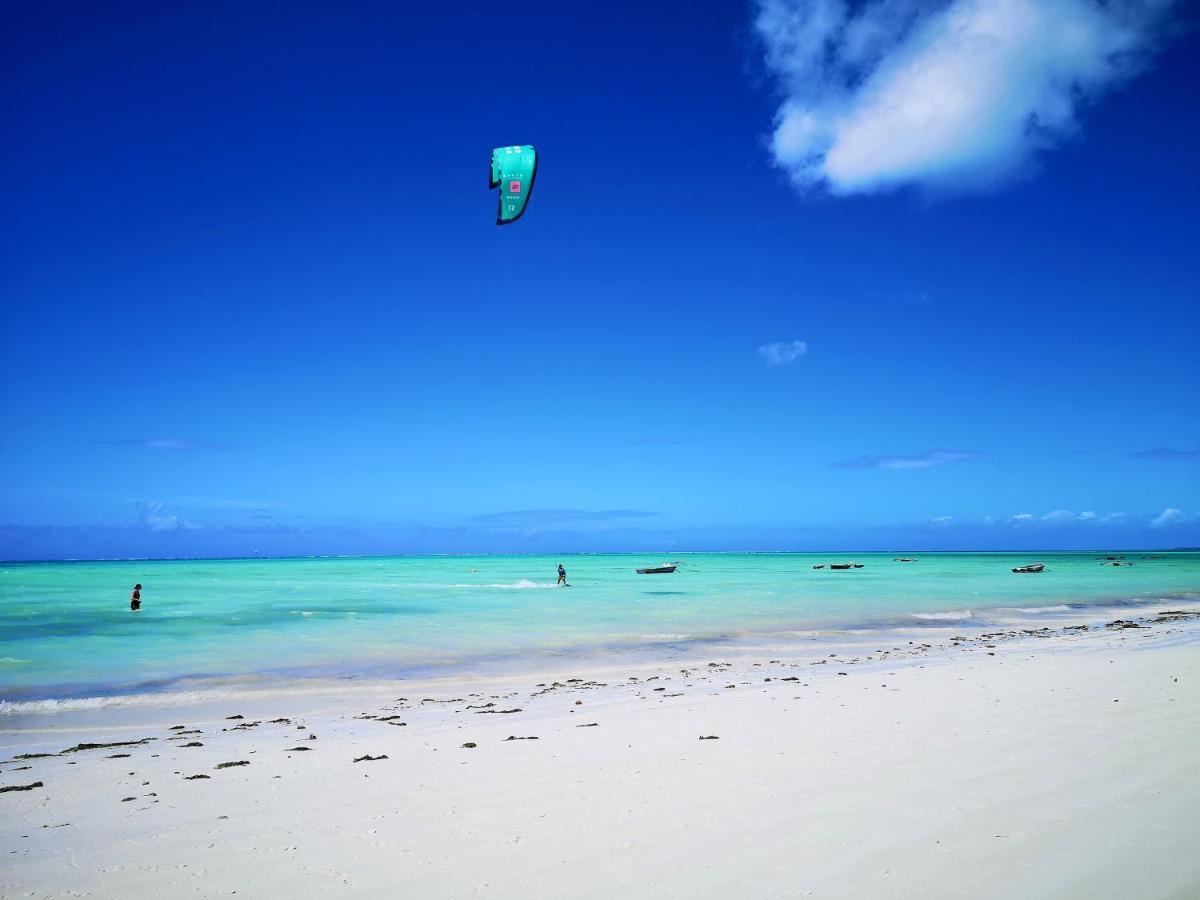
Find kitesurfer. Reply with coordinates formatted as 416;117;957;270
556;564;567;586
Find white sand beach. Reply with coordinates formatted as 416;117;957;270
3;607;1199;899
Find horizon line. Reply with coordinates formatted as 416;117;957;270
3;547;1196;565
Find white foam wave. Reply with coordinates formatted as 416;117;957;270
0;681;370;717
0;691;235;716
0;657;30;665
640;634;692;641
911;610;974;621
451;579;557;590
999;605;1073;615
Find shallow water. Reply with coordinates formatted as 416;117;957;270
1;552;1197;702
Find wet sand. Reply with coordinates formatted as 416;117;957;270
2;607;1199;898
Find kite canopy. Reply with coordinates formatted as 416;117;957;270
490;145;537;224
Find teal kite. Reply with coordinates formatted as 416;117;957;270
490;145;537;224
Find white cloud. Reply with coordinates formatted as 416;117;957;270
136;500;201;533
836;449;975;469
934;509;1177;529
932;515;954;526
1008;508;1147;528
758;339;809;365
1150;507;1189;528
1011;509;1129;525
755;0;1177;194
1041;509;1077;523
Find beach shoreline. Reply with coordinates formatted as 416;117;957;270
3;604;1199;898
4;584;1198;713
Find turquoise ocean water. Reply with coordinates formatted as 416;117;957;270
2;552;1198;704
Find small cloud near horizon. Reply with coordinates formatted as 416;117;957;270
1150;507;1191;528
935;510;1170;529
1010;509;1127;526
836;449;975;470
758;339;808;365
136;500;201;533
754;0;1180;195
1040;509;1077;523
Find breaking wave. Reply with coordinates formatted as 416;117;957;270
0;680;375;717
998;605;1073;615
910;610;974;622
451;579;558;590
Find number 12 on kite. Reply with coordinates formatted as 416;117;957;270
490;145;538;225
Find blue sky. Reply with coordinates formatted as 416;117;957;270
2;0;1198;559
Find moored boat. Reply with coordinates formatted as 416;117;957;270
636;565;677;575
1012;563;1045;573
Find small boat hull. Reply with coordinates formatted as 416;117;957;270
1012;564;1045;573
636;565;677;575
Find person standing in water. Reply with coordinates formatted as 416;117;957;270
556;564;567;586
130;583;142;612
